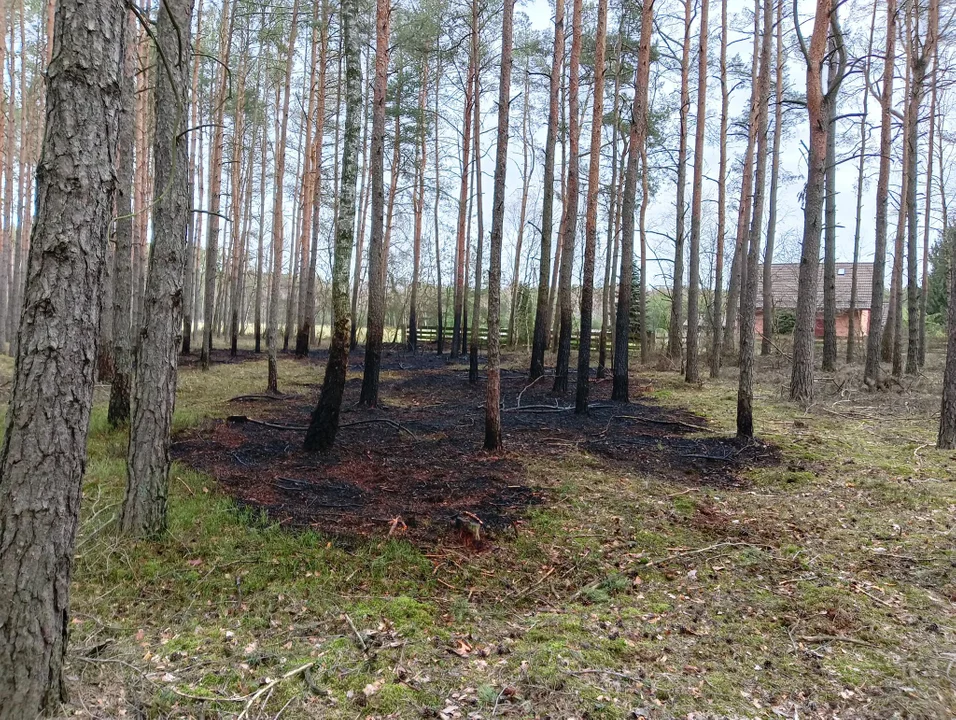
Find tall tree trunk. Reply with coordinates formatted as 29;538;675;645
433;48;445;353
710;0;730;376
295;2;328;357
450;44;475;359
574;0;607;412
761;0;784;357
266;0;300;394
941;231;956;446
469;60;486;385
598;32;623;379
789;0;843;405
0;23;13;354
350;48;373;351
848;4;876;364
528;0;565;379
485;0;515;450
9;0;30;361
323;29;344;347
181;0;203;355
228;45;248;357
123;0;194;536
255;115;267;353
905;0;939;373
359;0;390;406
723;10;761;353
737;0;773;437
885;38;912;374
409;56;428;353
552;0;582;394
109;20;137;427
0;2;125;714
821;39;839;372
639;143;649;363
192;114;206;345
200;0;233;368
864;0;896;387
920;44;937;367
305;0;360;451
549;65;569;354
612;0;653;401
685;0;709;383
282;176;302;353
507;55;532;349
668;0;693;365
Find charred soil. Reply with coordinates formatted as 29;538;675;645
173;347;780;544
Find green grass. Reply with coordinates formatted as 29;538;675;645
52;349;956;719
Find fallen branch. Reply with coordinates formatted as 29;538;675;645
504;402;616;415
516;375;549;407
227;415;414;438
228;394;284;402
339;418;415;437
506;566;556;600
344;614;368;652
602;414;707;433
799;634;876;648
227;416;308;430
650;541;772;566
564;668;638;681
236;661;316;720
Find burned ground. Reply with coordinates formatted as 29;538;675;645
173;347;780;544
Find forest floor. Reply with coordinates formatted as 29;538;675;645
11;341;953;719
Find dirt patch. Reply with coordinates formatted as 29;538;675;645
173;347;780;544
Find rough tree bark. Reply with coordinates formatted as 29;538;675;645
575;0;608;412
0;1;125;714
528;0;565;380
359;0;390;406
122;0;194;537
109;21;137;427
304;0;360;452
685;0;709;383
485;0;515;450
